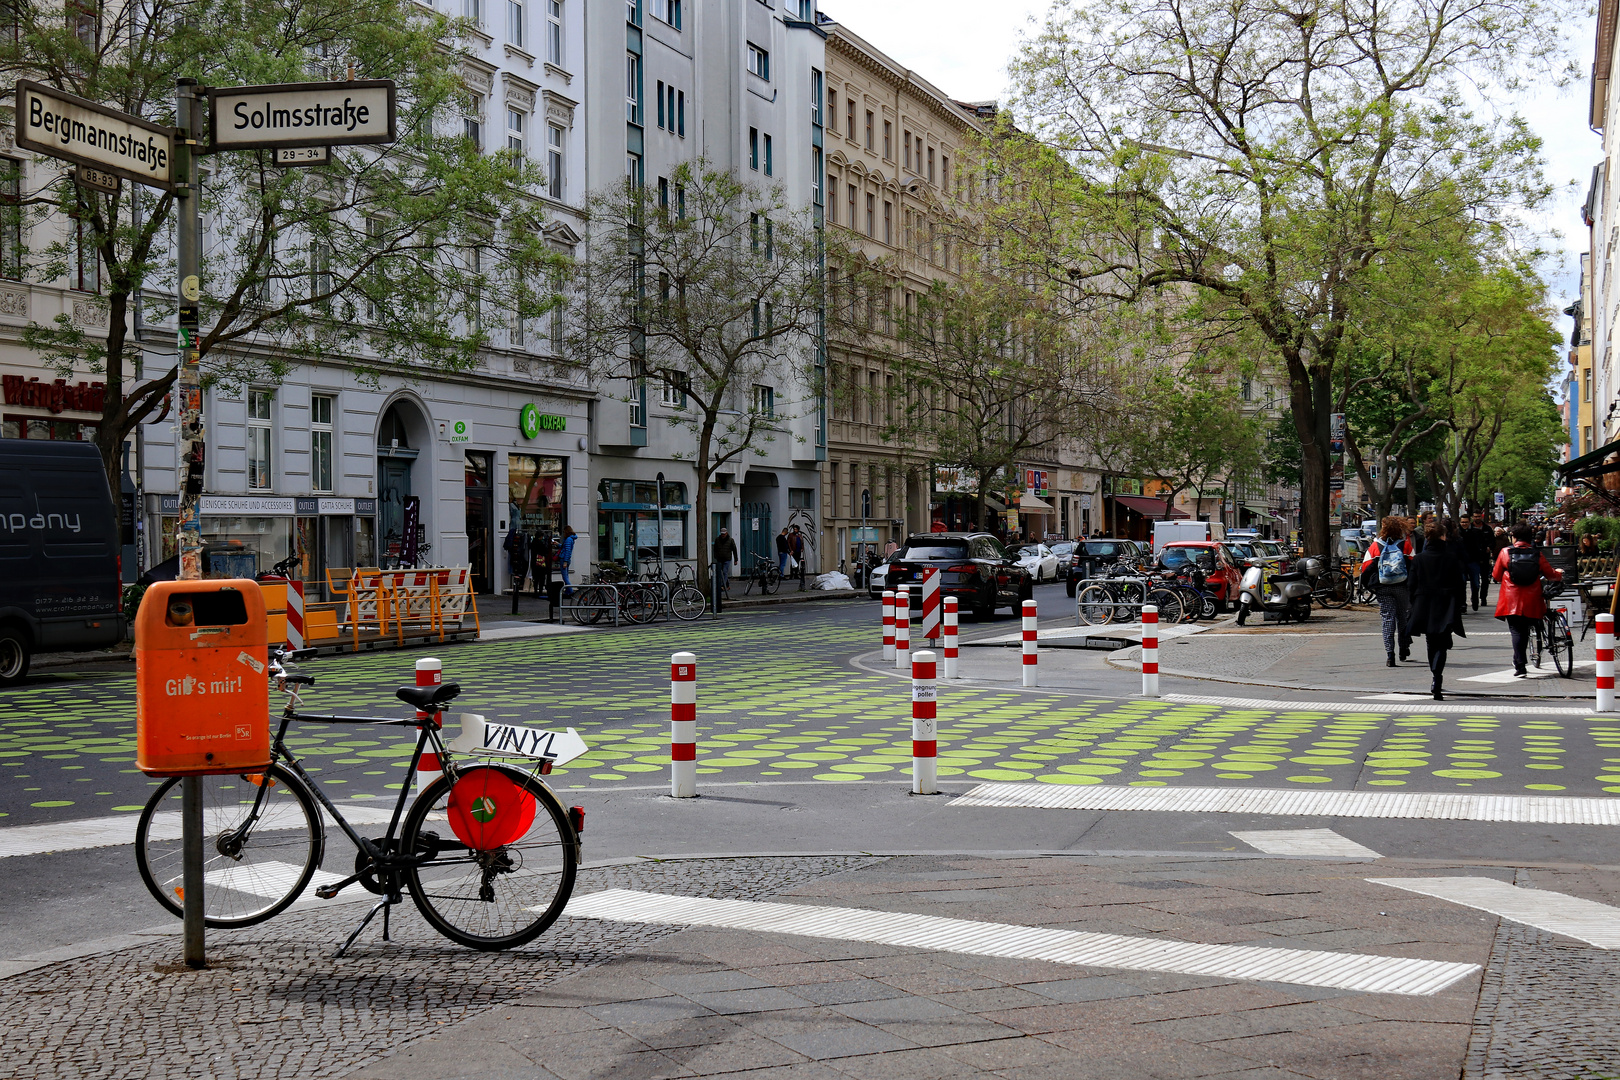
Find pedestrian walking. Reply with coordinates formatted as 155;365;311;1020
1360;516;1414;667
502;525;529;593
531;531;552;596
557;525;577;595
775;528;791;577
1408;518;1468;700
713;527;737;596
1492;522;1564;678
790;525;806;588
1462;513;1493;610
1411;512;1434;554
1490;525;1510;562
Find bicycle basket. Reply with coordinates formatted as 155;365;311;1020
446;767;538;850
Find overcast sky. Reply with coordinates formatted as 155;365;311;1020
826;0;1598;320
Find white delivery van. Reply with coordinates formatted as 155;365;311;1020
1151;519;1227;554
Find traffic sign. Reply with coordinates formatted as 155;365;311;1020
1494;491;1505;506
208;81;396;150
15;80;174;189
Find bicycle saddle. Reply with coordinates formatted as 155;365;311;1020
396;682;462;711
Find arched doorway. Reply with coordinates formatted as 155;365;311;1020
377;400;430;566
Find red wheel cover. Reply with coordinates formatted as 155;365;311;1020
446;768;537;850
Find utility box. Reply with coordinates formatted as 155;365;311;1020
135;579;270;776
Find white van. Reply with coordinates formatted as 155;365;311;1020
1151;519;1227;554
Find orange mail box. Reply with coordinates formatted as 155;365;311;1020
135;579;271;776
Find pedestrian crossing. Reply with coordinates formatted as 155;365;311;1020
1229;828;1382;858
1370;877;1620;949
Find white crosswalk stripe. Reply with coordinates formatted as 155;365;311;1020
565;888;1479;996
1162;692;1600;717
204;861;347;898
1230;829;1381;858
0;801;398;860
1370;877;1620;949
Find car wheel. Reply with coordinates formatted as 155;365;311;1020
0;625;31;686
1065;578;1076;598
1018;577;1033;603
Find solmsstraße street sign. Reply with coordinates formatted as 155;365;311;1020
14;80;174;189
207;80;396;150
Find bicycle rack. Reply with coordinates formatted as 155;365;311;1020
1073;574;1154;626
563;582;623;626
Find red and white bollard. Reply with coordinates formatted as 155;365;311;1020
911;649;937;794
882;590;896;661
1598;614;1614;713
414;657;443;795
942;596;959;679
895;587;911;670
286;580;305;650
1021;599;1038;686
1141;604;1160;698
671;651;697;798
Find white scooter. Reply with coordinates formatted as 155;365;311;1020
1234;556;1319;626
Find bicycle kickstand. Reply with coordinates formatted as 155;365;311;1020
333;892;400;959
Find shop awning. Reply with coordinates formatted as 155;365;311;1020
1110;494;1190;520
1018;495;1055;512
1243;503;1273;519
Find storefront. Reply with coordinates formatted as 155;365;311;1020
596;477;691;573
150;494;376;593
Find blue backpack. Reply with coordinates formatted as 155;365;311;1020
1377;541;1408;585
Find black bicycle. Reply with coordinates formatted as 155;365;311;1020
133;646;582;955
1531;582;1575;678
743;551;781;595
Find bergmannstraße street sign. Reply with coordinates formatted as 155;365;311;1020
207;80;396;150
15;80;174;189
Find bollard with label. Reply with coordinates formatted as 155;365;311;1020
895;587;911;670
1599;614;1615;713
911;650;938;794
1021;599;1038;687
882;590;896;660
942;596;959;679
1141;604;1160;697
671;652;697;797
413;657;444;795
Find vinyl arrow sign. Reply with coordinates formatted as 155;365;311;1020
15;80;174;190
448;713;589;768
208;80;396;151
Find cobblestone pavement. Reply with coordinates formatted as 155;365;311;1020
8;607;1620;830
0;856;877;1080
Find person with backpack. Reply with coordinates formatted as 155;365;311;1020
1360;516;1415;667
1492;521;1564;677
1407;518;1468;700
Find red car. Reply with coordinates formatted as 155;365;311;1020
1157;541;1241;609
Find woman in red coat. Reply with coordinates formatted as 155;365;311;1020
1492;522;1564;677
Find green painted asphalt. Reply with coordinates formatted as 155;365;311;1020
4;608;1620;826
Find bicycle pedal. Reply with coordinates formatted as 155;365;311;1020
315;883;345;899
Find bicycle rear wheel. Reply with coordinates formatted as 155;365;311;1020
404;763;578;951
762;565;781;594
620;583;658;624
1550;612;1574;677
1315;569;1353;609
669;583;707;621
1145;588;1183;625
567;584;610;625
1076;583;1117;625
134;762;323;929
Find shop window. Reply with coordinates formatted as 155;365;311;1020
247;389;273;490
0;160;21;280
2;415;97;441
509;454;567;538
596;477;689;566
310;394;335;493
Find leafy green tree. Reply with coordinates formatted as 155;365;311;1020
1473;390;1565;512
5;0;559;528
1111;368;1261;521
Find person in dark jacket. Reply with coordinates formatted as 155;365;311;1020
1407;518;1468;700
1492;522;1564;677
713;528;738;595
1462;513;1494;610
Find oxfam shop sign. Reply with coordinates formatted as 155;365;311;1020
519;403;567;439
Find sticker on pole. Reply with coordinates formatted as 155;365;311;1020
446;767;536;850
448;713;589;767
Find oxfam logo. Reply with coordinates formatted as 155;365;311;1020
470;796;498;823
453;421;467;437
519;404;566;439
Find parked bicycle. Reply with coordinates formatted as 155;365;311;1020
1531;582;1575;677
743;551;781;595
1310;558;1354;609
134;646;583;956
1076;565;1182;626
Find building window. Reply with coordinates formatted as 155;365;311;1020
656;79;665;128
848;183;856;229
827;89;837;129
651;0;680;27
789;487;814;509
927;146;935;184
546;0;562;64
310;394;335;493
309;239;331;304
763;133;772;176
661;370;686;407
626;0;637;23
626;53;640;123
506;108;524;157
1586;425;1594;455
846;98;855;138
626;151;641;186
247;390;273;491
464;92;483;149
1241;377;1253;402
864;192;873;237
547;123;564;198
465;0;483;26
1584;368;1592;402
810;68;822;125
882;201;891;245
864;110;873;150
676;89;685;136
941;154;949;192
549;267;564;351
882;120;891;160
752;384;775;418
507;0;523;46
747;43;769;80
749;127;759;170
0;162;20;280
903;130;911;169
658;175;669;208
812;147;822;204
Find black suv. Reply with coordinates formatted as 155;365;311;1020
1064;538;1147;596
883;533;1033;619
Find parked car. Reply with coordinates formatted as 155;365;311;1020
866;562;890;600
0;440;125;684
1048;539;1078;576
1015;543;1060;582
1157;540;1241;610
883;532;1033;618
1065;539;1148;597
1251;539;1288;566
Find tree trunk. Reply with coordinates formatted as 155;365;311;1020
695;415;714;597
1288;362;1333;556
98;290;132;537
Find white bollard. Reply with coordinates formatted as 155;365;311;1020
1021;599;1038;687
895;587;911;670
882;590;896;660
911;650;938;794
1599;614;1615;713
1141;604;1160;698
942;596;959;679
414;657;443;795
671;652;697;797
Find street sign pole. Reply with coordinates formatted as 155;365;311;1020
175;77;207;971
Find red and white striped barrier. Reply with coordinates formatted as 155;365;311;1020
414;657;443;795
671;651;697;798
942;596;959;679
881;590;896;660
920;568;941;642
911;649;937;794
1598;614;1614;713
1021;599;1038;686
1141;604;1160;697
895;587;911;670
285;580;305;650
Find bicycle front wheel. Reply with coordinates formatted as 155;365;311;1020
670;583;707;621
1146;588;1183;625
620;583;658;624
762;565;781;594
134;762;323;929
1551;612;1574;677
1315;569;1353;609
567;584;610;625
404;763;578;951
1076;583;1117;625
